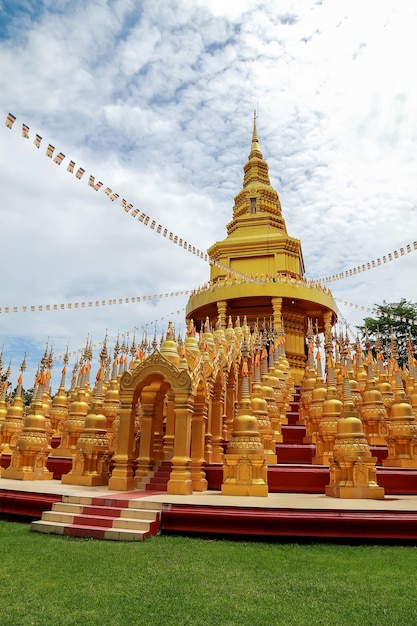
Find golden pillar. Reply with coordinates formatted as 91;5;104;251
223;371;237;441
325;377;384;499
162;391;176;459
222;339;268;497
135;389;156;482
190;396;208;492
271;297;283;333
211;383;225;463
217;300;227;329
323;310;333;345
167;392;193;495
204;388;213;463
103;361;120;455
108;393;136;491
152;393;166;462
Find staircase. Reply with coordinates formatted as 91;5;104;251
145;461;172;491
279;390;315;463
31;495;162;541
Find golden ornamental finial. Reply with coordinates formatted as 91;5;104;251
252;109;259;143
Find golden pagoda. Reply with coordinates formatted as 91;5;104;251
1;116;344;501
186;114;337;384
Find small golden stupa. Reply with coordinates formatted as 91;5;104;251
326;376;384;500
2;382;53;481
0;359;25;456
312;353;343;466
62;346;110;486
222;335;268;496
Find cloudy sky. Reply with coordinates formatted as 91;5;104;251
1;0;416;390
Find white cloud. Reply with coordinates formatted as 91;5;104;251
1;0;416;388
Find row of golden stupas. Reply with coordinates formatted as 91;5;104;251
0;116;413;499
1;318;416;500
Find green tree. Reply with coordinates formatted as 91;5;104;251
358;299;417;367
0;374;11;395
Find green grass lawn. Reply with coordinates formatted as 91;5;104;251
1;520;417;626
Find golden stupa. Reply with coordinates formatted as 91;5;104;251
186;115;337;385
8;117;400;503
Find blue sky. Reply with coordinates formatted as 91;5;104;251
1;0;417;390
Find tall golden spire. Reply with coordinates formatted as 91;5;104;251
242;111;271;190
224;113;286;235
249;110;261;156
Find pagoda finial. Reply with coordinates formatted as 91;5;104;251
250;109;261;157
252;109;259;143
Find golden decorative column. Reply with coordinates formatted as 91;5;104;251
250;340;277;464
0;380;7;428
62;370;110;486
303;348;327;445
382;370;417;468
222;338;268;497
184;320;200;371
0;359;25;456
261;338;282;443
50;362;69;443
271;297;283;335
163;391;176;459
273;330;289;424
313;359;343;466
377;363;395;418
103;356;120;454
190;395;208;492
167;391;194;495
108;393;136;491
297;321;316;427
135;386;158;483
360;360;389;445
217;300;227;329
322;311;333;346
210;383;225;463
2;386;53;481
325;377;384;499
54;385;89;458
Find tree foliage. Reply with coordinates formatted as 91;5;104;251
358;299;417;367
0;376;33;407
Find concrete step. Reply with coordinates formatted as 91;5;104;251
43;510;155;531
120;507;160;521
285;411;300;425
144;462;171;491
31;520;149;541
31;497;162;541
42;511;115;527
276;444;315;464
281;424;306;443
146;481;168;491
52;500;160;521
